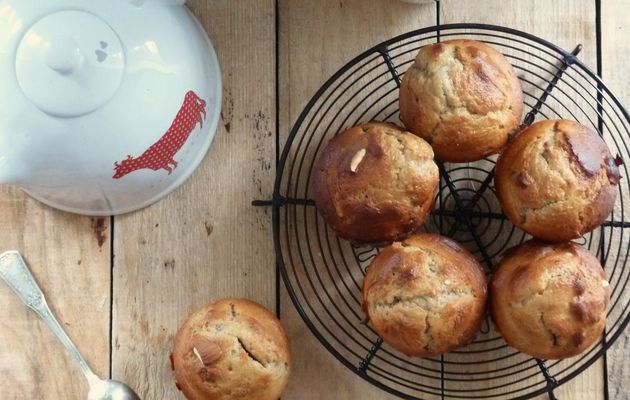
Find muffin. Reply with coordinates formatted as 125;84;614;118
491;240;610;359
399;39;523;162
171;299;291;400
362;234;487;357
495;119;620;241
311;122;438;244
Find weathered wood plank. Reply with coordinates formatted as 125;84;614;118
279;1;435;398
0;188;110;399
441;1;604;399
601;0;630;398
110;1;276;399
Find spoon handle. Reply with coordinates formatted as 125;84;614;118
0;251;97;381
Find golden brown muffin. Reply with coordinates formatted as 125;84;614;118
362;234;488;357
495;119;620;241
491;240;610;359
399;39;523;162
171;299;291;400
311;122;438;244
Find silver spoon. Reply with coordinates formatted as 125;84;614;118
0;251;141;400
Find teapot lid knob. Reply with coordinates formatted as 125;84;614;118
45;36;84;75
15;10;125;118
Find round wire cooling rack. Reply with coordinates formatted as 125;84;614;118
269;24;630;400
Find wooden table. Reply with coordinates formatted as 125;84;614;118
1;1;628;399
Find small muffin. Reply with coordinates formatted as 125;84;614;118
495;119;620;241
171;299;291;400
491;240;610;359
362;234;487;357
399;39;523;162
311;122;438;244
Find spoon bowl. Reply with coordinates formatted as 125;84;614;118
88;379;141;400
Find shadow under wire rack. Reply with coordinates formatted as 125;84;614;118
255;23;630;400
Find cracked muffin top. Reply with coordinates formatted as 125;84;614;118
311;122;439;244
362;233;487;357
399;39;523;162
491;240;610;359
171;299;291;400
495;119;620;241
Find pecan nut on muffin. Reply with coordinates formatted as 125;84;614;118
171;299;291;400
311;122;439;244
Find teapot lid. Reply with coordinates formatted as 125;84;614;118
15;10;125;118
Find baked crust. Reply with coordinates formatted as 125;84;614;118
491;240;610;359
171;299;291;400
399;39;523;162
311;122;438;244
495;119;620;241
362;234;488;357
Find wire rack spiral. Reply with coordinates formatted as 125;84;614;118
268;24;630;400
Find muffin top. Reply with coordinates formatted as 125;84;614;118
311;122;438;244
399;39;523;162
362;234;487;357
491;240;610;359
171;299;291;400
495;119;620;241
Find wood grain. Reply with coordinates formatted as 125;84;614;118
0;187;110;399
601;0;630;398
110;1;276;399
278;1;434;398
440;1;603;399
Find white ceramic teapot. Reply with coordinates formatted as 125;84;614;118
0;0;222;215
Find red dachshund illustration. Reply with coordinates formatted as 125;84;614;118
113;90;207;179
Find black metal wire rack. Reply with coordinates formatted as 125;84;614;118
263;24;630;399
